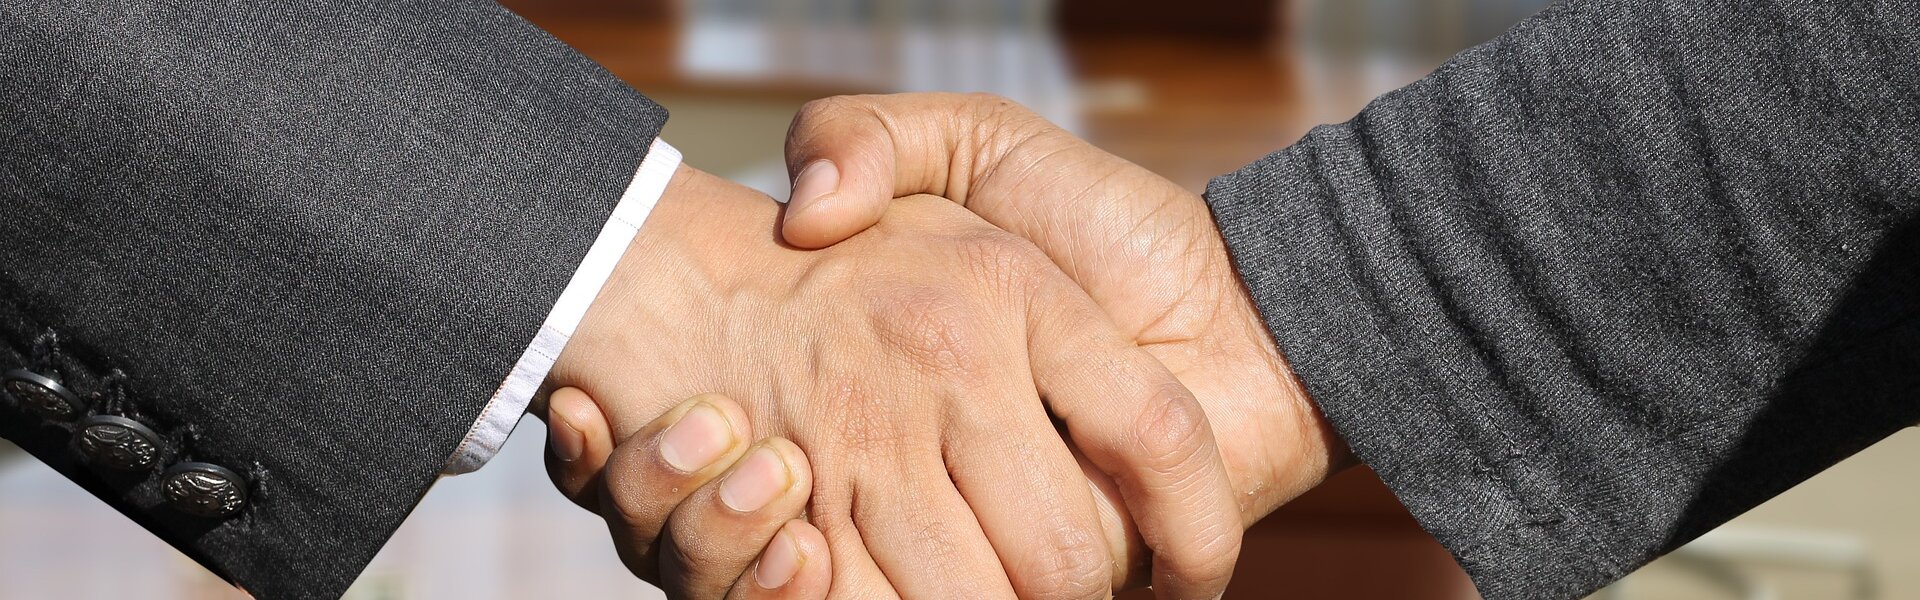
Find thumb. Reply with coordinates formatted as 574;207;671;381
780;92;1048;248
544;386;615;512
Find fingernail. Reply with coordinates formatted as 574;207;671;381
550;415;585;463
755;526;803;589
720;445;791;513
788;160;839;211
659;403;733;472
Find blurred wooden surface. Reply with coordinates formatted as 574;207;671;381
1068;33;1311;192
1210;468;1476;599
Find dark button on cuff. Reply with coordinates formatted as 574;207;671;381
3;369;86;422
75;415;163;471
162;462;248;518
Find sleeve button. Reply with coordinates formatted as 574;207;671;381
3;369;87;422
74;415;163;471
162;462;249;518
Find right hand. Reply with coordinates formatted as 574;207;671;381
545;388;833;600
549;166;1244;599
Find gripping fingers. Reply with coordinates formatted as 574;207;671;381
597;393;755;582
553;389;833;599
660;438;820;599
853;473;1019;599
945;395;1115;600
1028;287;1244;599
547;386;618;512
729;520;833;600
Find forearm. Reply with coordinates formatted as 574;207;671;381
1206;0;1920;597
1;1;664;596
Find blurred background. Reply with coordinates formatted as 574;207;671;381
3;0;1914;598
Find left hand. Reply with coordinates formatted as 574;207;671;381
779;93;1357;530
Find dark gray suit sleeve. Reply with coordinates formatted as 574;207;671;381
1203;0;1919;597
0;1;664;598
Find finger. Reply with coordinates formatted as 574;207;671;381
784;93;1188;325
659;438;816;599
546;386;617;512
944;384;1114;600
781;92;1055;249
729;520;833;600
851;465;1018;599
806;483;905;600
1075;443;1152;591
1028;282;1244;599
600;393;754;582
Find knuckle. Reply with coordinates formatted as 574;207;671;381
602;473;661;530
1131;383;1212;477
958;91;1012;105
791;95;888;142
959;92;1050;146
957;92;1026;121
866;285;994;378
661;536;732;599
831;394;917;453
664;508;717;562
809;374;929;458
950;229;1048;290
909;515;958;559
600;451;674;529
1018;526;1111;600
803;489;859;537
793;95;861;128
789;95;886;169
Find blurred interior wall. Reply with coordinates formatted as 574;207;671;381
497;0;672;18
500;0;1286;37
1058;0;1282;37
1291;0;1554;58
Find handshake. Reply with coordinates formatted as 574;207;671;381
5;3;1900;596
538;93;1352;600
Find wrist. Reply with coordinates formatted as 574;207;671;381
1280;367;1358;483
1235;353;1356;526
1213;247;1355;524
550;165;785;438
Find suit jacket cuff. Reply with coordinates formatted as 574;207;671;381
442;139;683;474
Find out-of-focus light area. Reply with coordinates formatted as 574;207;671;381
3;1;1915;598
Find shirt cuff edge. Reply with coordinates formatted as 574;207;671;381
442;138;684;474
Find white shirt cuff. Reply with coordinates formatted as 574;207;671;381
442;138;682;474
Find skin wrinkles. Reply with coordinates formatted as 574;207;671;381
550;163;1245;598
776;92;1354;563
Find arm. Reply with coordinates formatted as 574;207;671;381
5;3;1251;597
0;1;661;596
774;0;1918;593
1207;0;1919;595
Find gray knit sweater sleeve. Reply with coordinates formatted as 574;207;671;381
1203;0;1919;597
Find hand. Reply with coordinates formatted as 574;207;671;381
548;165;1244;599
546;388;833;599
781;93;1357;528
